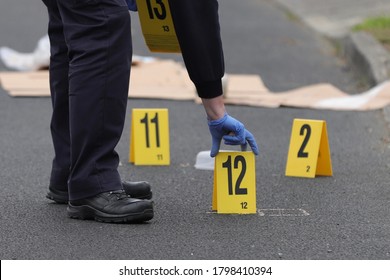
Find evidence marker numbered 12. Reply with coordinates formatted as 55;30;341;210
129;108;170;165
285;119;332;178
213;151;256;214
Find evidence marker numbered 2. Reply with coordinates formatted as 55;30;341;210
285;119;332;178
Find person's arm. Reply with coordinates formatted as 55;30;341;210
169;0;224;99
170;0;259;157
203;96;259;157
201;95;226;120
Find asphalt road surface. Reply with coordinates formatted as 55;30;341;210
0;0;389;260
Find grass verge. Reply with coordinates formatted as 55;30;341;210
353;16;390;51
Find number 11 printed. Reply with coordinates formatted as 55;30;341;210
129;108;170;165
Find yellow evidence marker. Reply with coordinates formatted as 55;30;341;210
285;119;332;178
213;151;256;214
129;108;170;165
136;0;181;53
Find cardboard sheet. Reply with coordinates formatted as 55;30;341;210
1;58;390;111
128;60;194;100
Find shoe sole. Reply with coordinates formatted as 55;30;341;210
67;204;154;223
47;191;152;204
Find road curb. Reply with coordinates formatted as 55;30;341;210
337;31;390;127
337;31;390;87
334;31;390;127
271;0;390;87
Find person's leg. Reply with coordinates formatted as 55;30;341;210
169;0;225;99
42;0;71;199
56;0;132;201
42;0;153;223
43;0;152;203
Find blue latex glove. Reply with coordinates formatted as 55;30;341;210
208;113;259;157
125;0;137;11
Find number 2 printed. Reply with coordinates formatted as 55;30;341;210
298;124;311;158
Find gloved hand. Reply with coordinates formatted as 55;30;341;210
208;113;259;157
125;0;137;11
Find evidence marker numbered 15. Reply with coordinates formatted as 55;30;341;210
285;119;332;178
213;151;257;214
136;0;181;53
129;108;170;165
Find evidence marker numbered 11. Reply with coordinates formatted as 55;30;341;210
129;108;170;165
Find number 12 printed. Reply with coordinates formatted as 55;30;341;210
214;151;256;214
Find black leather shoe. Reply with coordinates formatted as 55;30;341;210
46;187;69;204
122;181;152;200
46;181;152;204
67;190;154;223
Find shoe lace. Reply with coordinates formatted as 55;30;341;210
109;190;130;200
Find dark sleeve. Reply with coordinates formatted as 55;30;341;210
169;0;225;99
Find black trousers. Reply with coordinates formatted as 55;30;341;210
42;0;224;200
42;0;132;200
